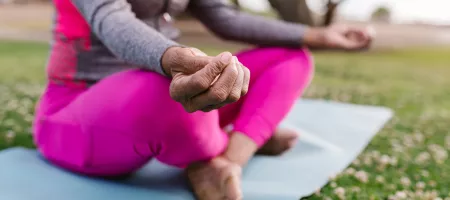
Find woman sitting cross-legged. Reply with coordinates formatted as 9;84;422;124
33;0;372;199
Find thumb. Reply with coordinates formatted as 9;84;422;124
177;48;214;74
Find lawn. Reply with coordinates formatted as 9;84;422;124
0;40;449;199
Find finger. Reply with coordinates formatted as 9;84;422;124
189;57;239;111
170;52;232;101
200;102;227;112
332;34;365;50
225;56;244;104
347;30;372;49
346;30;366;41
240;61;250;97
187;51;233;91
200;58;244;112
353;26;376;41
347;26;375;45
199;60;248;112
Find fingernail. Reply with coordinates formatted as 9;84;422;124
220;52;232;63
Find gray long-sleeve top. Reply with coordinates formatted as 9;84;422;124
48;0;307;84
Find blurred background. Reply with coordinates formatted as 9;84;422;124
0;0;449;199
1;0;450;48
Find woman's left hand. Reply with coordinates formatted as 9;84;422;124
304;24;375;51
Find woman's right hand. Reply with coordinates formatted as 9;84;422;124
161;47;250;113
304;24;374;51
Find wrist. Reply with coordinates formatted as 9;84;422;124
303;27;326;48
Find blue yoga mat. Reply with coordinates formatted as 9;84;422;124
0;99;393;200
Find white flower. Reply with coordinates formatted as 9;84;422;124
415;152;431;164
376;175;385;183
429;180;437;187
415;181;426;190
380;155;391;165
355;171;369;183
363;156;373;166
413;132;424;143
314;188;321;196
329;173;337;181
395;191;407;199
421;170;430;178
5;130;15;143
330;182;337;188
403;135;415;147
390;156;398;166
334;187;345;200
345;167;356;175
400;177;411;187
371;151;381;159
350;186;361;193
428;144;448;164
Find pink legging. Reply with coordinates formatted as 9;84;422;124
33;47;314;176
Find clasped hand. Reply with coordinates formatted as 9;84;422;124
162;47;250;113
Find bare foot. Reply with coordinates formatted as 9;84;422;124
257;128;299;156
187;156;243;200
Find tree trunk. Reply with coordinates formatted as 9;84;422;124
268;0;314;26
269;0;343;27
230;0;240;7
324;0;339;26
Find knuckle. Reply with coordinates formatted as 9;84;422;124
230;65;239;77
208;62;223;75
169;87;181;101
228;92;240;102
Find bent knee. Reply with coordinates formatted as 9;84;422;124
269;47;314;81
155;111;228;167
243;47;314;74
281;47;314;74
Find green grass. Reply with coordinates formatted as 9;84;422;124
1;40;450;199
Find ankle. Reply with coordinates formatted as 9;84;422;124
222;132;258;167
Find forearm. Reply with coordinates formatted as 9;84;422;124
190;0;307;48
72;0;180;75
